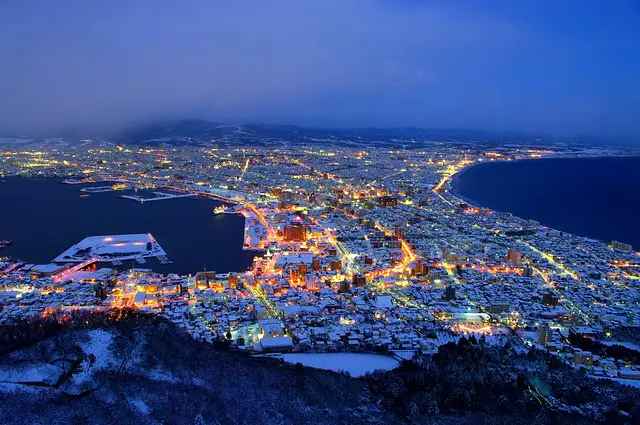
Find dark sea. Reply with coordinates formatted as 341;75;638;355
452;156;640;250
0;177;258;275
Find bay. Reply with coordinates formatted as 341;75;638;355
452;156;640;250
0;177;257;275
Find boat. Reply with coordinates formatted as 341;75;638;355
0;239;12;246
213;205;229;215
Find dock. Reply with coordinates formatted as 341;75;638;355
81;186;114;193
120;192;196;203
157;255;173;264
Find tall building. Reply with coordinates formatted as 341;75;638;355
278;190;293;203
289;268;300;285
538;325;554;347
311;257;321;272
352;274;366;287
414;261;428;277
507;248;522;266
228;273;238;289
283;223;307;242
329;260;342;271
305;275;318;291
339;279;350;293
523;266;534;277
611;240;633;251
94;284;108;301
444;285;456;301
542;292;558;306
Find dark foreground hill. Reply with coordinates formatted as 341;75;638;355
0;314;638;425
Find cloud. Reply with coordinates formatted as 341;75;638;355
0;0;638;136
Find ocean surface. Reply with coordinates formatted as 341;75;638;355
452;156;640;250
0;177;258;274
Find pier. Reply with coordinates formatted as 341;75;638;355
81;186;114;193
157;255;173;264
120;192;196;203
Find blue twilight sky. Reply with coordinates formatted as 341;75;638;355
0;0;639;137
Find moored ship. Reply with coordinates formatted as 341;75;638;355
213;205;229;215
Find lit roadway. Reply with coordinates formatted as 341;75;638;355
521;241;593;325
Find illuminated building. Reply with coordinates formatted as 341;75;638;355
289;268;300;285
94;284;108;301
376;195;397;207
523;266;534;277
305;275;318;290
278;190;294;209
195;271;217;287
130;268;152;277
352;274;366;287
574;351;594;366
507;248;522;266
311;257;321;272
133;291;147;306
229;273;238;289
537;325;554;347
259;319;285;338
413;262;427;277
339;279;350;293
611;240;632;251
427;268;442;282
393;223;406;239
29;264;69;279
329;259;342;272
283;223;307;242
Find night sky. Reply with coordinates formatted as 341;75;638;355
1;0;638;137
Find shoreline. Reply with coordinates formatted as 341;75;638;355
446;154;640;247
448;153;640;209
0;177;257;274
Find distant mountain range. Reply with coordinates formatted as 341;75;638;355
113;119;558;147
2;119;636;148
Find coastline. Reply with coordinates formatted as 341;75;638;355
0;176;257;274
447;154;640;248
448;153;640;210
448;160;488;209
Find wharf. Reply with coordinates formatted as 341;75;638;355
120;192;195;203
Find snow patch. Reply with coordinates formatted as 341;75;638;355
130;398;151;415
281;353;399;377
